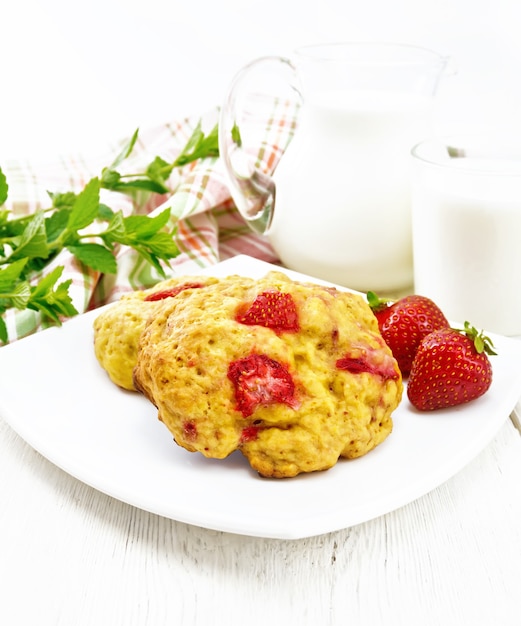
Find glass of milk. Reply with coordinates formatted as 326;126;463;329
219;43;450;292
411;136;521;336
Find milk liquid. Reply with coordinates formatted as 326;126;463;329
269;89;433;292
412;157;521;336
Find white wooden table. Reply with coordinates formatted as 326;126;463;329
1;403;521;626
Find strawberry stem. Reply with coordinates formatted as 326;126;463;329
454;321;497;356
366;291;393;312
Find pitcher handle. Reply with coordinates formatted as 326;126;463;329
218;55;298;235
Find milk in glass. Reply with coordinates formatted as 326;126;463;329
412;152;521;336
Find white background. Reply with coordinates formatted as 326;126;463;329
1;0;521;158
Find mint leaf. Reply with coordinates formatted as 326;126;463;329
0;213;29;238
131;246;167;277
8;211;49;261
122;208;171;239
27;266;78;322
101;208;172;248
0;315;7;344
0;208;9;227
173;122;219;166
101;210;126;240
0;258;28;290
146;156;174;184
0;167;8;206
29;265;65;300
67;243;117;274
45;208;70;244
44;279;78;318
100;168;121;188
104;178;169;195
100;208;177;272
48;190;77;209
67;178;101;231
97;203;115;220
138;230;179;258
9;280;31;309
99;129;140;192
231;122;242;147
108;129;139;170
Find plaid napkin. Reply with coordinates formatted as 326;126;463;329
1;97;299;344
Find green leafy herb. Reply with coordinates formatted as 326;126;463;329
99;121;219;196
231;122;242;147
0;121;219;344
0;168;8;206
173;121;219;166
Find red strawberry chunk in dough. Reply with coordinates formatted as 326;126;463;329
144;282;205;302
240;425;260;443
336;344;400;380
236;291;299;332
228;354;299;417
182;420;198;441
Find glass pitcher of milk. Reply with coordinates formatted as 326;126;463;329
219;42;450;292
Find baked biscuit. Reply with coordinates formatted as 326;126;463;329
93;275;218;390
133;271;403;478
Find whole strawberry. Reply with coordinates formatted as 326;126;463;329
407;322;496;411
367;292;449;376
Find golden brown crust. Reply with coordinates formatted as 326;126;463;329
132;271;403;478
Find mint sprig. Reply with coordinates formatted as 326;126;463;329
100;121;219;195
0;121;219;344
0;261;76;343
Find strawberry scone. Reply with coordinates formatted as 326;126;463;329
93;275;219;390
133;271;403;478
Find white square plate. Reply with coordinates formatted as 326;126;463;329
1;255;521;539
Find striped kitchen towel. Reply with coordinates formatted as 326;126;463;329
0;96;299;343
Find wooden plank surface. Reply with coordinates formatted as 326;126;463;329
1;415;521;626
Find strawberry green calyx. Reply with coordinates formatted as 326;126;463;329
366;291;393;313
455;321;497;357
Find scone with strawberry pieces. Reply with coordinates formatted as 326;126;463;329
133;271;403;478
93;275;219;390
